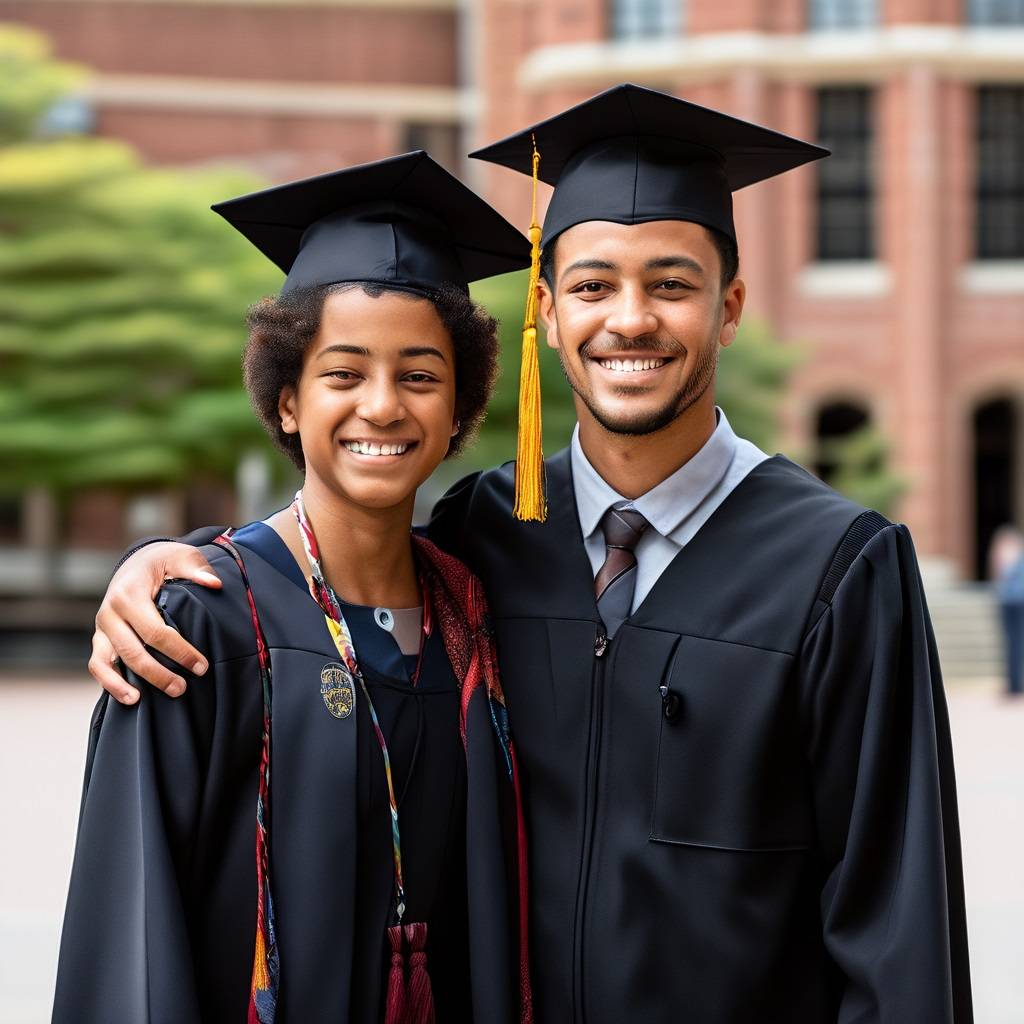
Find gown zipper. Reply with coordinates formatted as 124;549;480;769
572;623;609;1022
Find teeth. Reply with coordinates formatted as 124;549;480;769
599;358;666;373
343;441;409;456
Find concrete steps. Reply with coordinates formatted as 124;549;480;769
924;581;1004;681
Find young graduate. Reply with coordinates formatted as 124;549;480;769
88;86;972;1022
53;152;534;1024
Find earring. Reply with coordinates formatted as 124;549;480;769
452;419;461;435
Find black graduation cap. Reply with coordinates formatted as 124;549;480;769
212;151;531;294
470;83;829;245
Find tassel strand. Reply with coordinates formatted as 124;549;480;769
513;136;547;522
404;922;436;1024
385;925;408;1024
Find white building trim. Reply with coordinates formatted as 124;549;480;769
960;261;1024;295
26;0;458;9
86;76;465;122
520;27;1024;91
798;260;893;298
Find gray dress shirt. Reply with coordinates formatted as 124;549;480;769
571;407;770;612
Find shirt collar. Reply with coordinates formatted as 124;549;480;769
571;407;739;540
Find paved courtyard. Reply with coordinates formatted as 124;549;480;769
1;676;1021;1022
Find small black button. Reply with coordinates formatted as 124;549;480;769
659;685;682;723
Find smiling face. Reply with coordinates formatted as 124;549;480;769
278;287;457;513
538;219;745;437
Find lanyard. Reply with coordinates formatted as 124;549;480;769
291;490;410;923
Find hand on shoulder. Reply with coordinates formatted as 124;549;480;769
90;540;222;704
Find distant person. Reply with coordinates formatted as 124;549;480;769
990;524;1024;697
53;155;533;1024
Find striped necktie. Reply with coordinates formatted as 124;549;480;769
594;506;650;639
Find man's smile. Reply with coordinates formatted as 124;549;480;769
594;356;670;374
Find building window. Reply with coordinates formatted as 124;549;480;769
401;123;461;176
973;398;1017;579
967;0;1024;25
814;401;869;483
976;86;1024;259
815;87;875;261
37;94;96;138
609;0;681;40
807;0;877;30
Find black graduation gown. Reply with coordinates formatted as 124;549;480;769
426;450;972;1024
53;535;517;1023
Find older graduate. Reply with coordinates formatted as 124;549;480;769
88;86;971;1022
54;153;533;1024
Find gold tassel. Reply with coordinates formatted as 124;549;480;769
513;135;547;522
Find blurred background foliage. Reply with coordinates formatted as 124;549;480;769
0;26;281;494
820;426;906;516
0;23;900;515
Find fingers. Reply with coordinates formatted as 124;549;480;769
107;584;208;676
88;629;140;705
173;549;222;590
98;611;190;697
92;540;216;699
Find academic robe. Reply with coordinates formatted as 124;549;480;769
425;450;972;1024
98;449;973;1023
53;536;520;1023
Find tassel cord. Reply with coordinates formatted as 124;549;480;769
513;136;547;523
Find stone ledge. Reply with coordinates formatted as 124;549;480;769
797;261;893;298
520;27;1024;90
959;261;1024;295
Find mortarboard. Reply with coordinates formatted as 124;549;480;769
211;150;531;295
469;83;830;522
470;82;829;246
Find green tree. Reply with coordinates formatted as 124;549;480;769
0;27;281;494
820;427;906;518
716;317;802;453
0;25;83;145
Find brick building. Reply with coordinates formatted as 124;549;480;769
0;0;467;179
2;0;1023;580
474;0;1024;579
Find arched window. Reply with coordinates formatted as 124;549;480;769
814;400;870;483
974;397;1018;579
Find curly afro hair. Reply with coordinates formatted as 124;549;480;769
243;281;500;470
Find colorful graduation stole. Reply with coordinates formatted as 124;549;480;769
215;496;534;1024
209;533;280;1024
292;491;436;1024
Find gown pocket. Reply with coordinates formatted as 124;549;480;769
649;635;814;852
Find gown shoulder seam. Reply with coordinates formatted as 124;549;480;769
803;514;896;638
815;510;892;608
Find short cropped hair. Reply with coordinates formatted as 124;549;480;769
539;224;739;292
243;282;499;470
